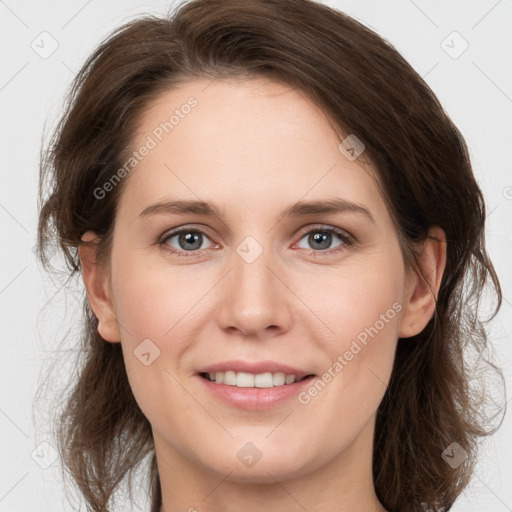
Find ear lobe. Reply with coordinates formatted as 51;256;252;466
79;231;121;343
399;226;447;339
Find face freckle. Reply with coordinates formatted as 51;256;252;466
103;76;412;495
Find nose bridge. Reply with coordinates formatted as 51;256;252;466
218;235;290;336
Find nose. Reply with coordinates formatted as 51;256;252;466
217;242;292;339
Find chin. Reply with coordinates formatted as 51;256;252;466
200;447;317;484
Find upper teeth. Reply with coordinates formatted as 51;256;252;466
207;371;299;388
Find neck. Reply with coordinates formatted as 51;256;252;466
155;416;387;512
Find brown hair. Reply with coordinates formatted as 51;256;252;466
36;0;504;511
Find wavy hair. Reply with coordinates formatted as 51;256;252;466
36;1;504;510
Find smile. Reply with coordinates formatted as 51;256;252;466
200;371;313;388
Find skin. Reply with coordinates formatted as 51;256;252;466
80;77;446;512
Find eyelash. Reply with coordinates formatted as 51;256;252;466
159;225;355;259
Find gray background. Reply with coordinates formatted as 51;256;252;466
0;0;511;510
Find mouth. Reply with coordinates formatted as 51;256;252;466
195;361;317;410
199;371;315;388
196;359;316;411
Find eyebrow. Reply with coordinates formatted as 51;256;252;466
139;198;375;224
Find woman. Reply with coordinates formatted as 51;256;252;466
36;0;504;510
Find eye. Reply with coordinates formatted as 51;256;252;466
295;226;353;254
161;228;215;256
159;225;354;259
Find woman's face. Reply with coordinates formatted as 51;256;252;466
86;77;425;485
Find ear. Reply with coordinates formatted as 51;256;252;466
79;231;121;343
399;226;447;338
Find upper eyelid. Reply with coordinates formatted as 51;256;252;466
160;225;217;244
295;224;352;239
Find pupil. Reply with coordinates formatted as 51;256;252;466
179;232;202;250
310;231;331;250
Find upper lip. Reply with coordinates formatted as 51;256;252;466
196;360;315;380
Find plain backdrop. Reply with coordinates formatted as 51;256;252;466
0;0;511;510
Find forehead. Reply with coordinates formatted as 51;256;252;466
118;77;387;222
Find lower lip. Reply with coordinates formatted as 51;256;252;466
196;374;315;410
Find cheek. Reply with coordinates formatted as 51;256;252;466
110;258;205;418
293;254;404;413
335;272;403;353
341;268;403;372
293;251;405;350
111;253;210;344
